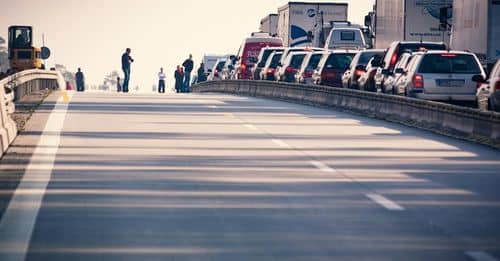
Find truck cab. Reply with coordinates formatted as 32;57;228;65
8;25;43;71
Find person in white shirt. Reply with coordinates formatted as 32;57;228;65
158;68;166;93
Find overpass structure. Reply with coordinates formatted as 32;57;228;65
0;74;499;260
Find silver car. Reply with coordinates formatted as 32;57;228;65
396;51;486;104
476;59;500;112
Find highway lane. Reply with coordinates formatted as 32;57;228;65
0;91;499;260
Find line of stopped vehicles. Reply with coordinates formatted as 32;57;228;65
201;34;499;113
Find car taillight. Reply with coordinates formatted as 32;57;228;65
369;70;376;78
240;64;246;72
286;67;297;73
304;70;313;78
495;81;500;91
355;69;364;77
214;70;219;77
390;53;398;67
413;74;424;88
440;53;457;57
267;68;275;74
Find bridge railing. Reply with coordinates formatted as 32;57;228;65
0;69;63;158
193;80;500;149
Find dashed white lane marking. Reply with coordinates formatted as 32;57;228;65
366;194;405;211
0;94;70;261
272;139;290;148
244;124;259;131
208;105;217;109
310;161;336;173
465;251;499;261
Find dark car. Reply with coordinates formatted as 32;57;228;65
374;41;447;91
342;49;385;89
312;50;357;87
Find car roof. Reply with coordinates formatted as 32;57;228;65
394;41;446;45
328;50;359;54
423;50;475;55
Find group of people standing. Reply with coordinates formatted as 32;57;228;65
172;54;194;93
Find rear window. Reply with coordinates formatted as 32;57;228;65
398;43;446;55
269;54;283;68
340;31;355;41
418;54;482;74
306;54;323;70
216;61;226;71
258;50;274;67
325;54;355;69
359;52;384;65
290;54;306;68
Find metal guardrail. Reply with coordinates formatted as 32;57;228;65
193;80;500;149
0;69;63;158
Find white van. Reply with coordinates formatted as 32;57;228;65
325;27;367;50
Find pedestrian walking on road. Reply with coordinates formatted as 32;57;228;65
182;54;194;92
197;62;206;83
158;68;166;93
175;66;184;93
75;68;85;92
121;48;134;93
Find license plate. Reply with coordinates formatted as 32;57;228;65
436;79;465;87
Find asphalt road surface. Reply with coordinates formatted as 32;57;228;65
1;91;499;261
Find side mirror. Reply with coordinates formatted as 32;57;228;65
394;68;404;74
472;75;486;83
355;65;366;71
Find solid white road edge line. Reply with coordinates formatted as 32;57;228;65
465;251;499;261
310;161;336;173
366;194;405;211
0;95;70;261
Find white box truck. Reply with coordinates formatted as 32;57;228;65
277;2;348;47
450;0;500;68
260;14;279;37
374;0;453;49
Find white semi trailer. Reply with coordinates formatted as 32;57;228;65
277;2;348;47
374;0;453;49
450;0;500;68
260;14;279;37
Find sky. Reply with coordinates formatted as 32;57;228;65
1;0;375;91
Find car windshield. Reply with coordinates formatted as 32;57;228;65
325;54;355;69
418;54;482;74
306;54;323;70
290;54;306;68
359;52;383;65
269;54;283;68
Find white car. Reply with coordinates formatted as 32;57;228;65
207;58;227;81
296;51;329;84
396;51;486;105
476;59;500;112
275;51;309;82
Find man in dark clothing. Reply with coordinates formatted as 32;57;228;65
75;68;85;92
121;48;134;93
197;62;206;83
182;54;194;92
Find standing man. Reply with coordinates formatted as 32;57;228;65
158;68;166;93
182;54;194;92
75;68;85;92
197;62;206;83
121;48;134;93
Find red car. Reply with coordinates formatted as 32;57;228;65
312;50;357;87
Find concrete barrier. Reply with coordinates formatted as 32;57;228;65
193;80;500;149
0;69;62;158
